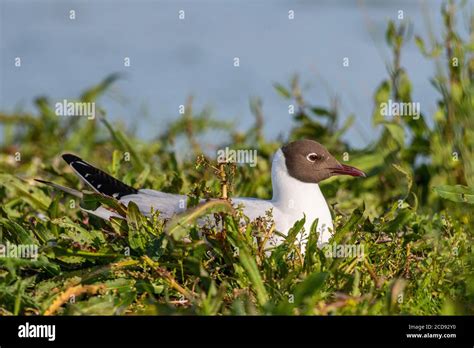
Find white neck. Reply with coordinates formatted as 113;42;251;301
270;149;325;211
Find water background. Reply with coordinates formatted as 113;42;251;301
1;0;467;149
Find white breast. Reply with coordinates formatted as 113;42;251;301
269;149;334;250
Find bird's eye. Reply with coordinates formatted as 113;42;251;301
307;153;321;162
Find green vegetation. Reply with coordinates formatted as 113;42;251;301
0;2;473;315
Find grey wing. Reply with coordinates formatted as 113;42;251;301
119;189;187;218
231;197;275;221
119;191;275;222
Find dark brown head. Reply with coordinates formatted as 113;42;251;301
281;139;365;183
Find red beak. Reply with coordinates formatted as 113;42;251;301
330;164;366;177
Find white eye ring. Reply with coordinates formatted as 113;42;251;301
306;153;320;162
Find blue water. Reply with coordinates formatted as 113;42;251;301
0;0;464;148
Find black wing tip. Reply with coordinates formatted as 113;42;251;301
62;153;82;165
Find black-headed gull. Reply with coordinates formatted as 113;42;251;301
39;139;365;250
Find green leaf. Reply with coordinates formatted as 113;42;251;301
110;150;122;177
434;185;474;204
165;200;233;240
383;122;405;148
81;192;127;216
392;163;413;195
126;201;148;252
271;217;305;261
53;247;119;260
0;174;51;210
333;208;364;244
80;73;121;102
273;83;291;99
303;218;319;272
101;118;146;172
294;272;328;311
372;81;391;125
414;36;426;55
0;218;36;245
238;246;269;307
310;107;334;120
385;21;396;46
383;209;413;233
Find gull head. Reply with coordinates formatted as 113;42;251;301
281;139;366;184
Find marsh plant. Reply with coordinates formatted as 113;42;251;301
0;2;473;315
